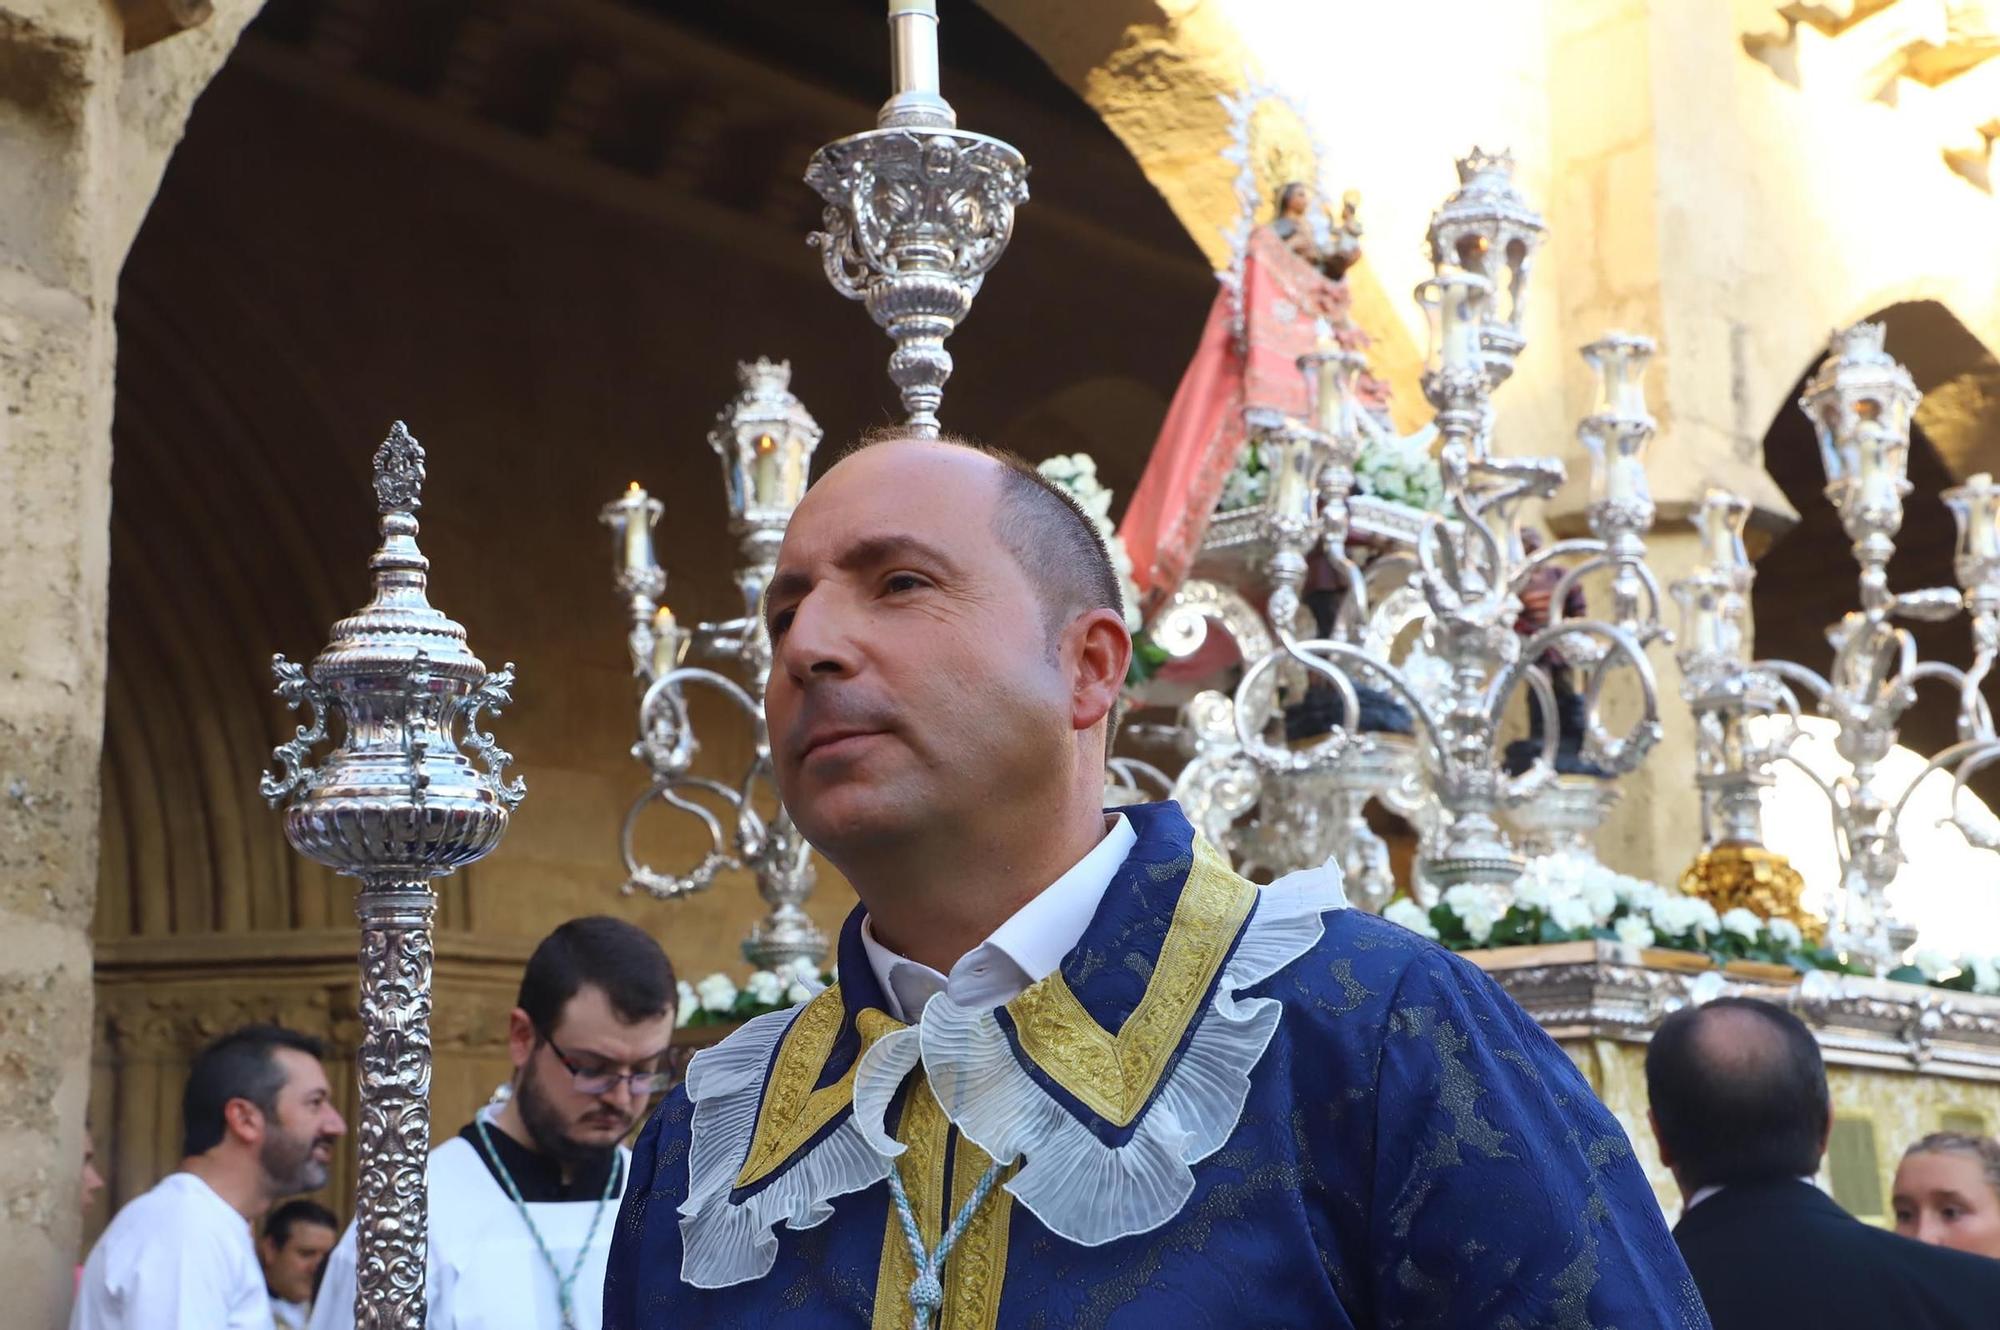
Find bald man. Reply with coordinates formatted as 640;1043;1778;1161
605;434;1703;1329
1649;997;2000;1330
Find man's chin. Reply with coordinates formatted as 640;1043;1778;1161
787;786;921;857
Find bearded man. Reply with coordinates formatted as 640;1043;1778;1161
73;1025;346;1330
603;435;1706;1329
313;916;675;1330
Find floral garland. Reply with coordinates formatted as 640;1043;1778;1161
1381;852;2000;995
1213;428;1446;516
676;957;831;1029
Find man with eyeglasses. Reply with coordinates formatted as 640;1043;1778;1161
312;916;675;1330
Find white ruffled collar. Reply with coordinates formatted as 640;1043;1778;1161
675;841;1346;1288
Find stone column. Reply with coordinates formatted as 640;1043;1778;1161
0;2;256;1321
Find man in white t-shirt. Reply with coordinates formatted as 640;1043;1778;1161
72;1025;346;1330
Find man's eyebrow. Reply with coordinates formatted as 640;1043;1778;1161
763;533;966;621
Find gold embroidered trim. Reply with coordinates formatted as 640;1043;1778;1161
942;1134;1013;1329
872;1072;1013;1330
733;985;891;1190
1002;835;1257;1127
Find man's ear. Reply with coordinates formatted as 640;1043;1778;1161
223;1096;265;1148
507;1007;537;1073
1647;1108;1673;1169
1067;607;1131;736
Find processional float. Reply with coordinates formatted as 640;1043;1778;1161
1132;166;2000;970
260;424;525;1329
598;1;2000;980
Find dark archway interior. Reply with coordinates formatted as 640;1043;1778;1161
99;0;1212;953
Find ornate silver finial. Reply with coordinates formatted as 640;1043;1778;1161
260;421;521;1329
372;420;426;513
804;0;1029;437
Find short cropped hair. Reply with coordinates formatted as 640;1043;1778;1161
182;1024;325;1158
844;428;1126;647
1646;997;1829;1192
265;1197;339;1247
517;915;675;1034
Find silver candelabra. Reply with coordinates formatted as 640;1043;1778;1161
1148;152;1666;905
260;423;525;1330
1671;324;2000;964
604;360;826;969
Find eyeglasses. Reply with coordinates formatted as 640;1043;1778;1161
540;1033;674;1098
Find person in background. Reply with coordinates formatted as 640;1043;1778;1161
311;916;675;1330
76;1130;107;1291
258;1199;338;1330
1894;1131;2000;1260
1648;997;2000;1329
72;1026;345;1330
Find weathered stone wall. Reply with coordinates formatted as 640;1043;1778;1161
0;1;262;1319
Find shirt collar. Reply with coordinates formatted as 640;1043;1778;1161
458;1110;623;1204
860;812;1136;1022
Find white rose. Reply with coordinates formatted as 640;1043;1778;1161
1767;918;1805;951
744;970;786;1006
1614;876;1664;912
1462;907;1497;946
1511;875;1555;915
1649;896;1698;940
695;973;738;1014
1579;878;1619;926
1969;956;2000;995
1614;915;1656;950
1690;900;1722;937
1550;896;1595;934
786;982;814;1006
675;980;697;1028
780;957;824;988
1721;908;1763;942
1912;948;1955;981
1383;898;1439;941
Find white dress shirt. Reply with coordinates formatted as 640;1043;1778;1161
860;813;1136;1021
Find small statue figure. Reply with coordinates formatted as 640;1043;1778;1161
1269;183;1364;281
1505;528;1608;777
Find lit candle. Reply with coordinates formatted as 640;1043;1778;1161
651;604;681;677
753;434;781;510
619;482;657;576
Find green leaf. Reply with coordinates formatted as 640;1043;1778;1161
1885;964;1928;984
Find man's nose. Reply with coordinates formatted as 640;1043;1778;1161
326;1108;347;1137
776;588;860;681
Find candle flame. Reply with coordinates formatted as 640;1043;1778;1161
627;480;642;493
756;434;777;453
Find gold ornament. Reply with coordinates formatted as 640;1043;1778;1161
1679;842;1820;943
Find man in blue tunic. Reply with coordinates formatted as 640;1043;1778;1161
605;436;1707;1329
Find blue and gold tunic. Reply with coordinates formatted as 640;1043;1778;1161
605;803;1707;1329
